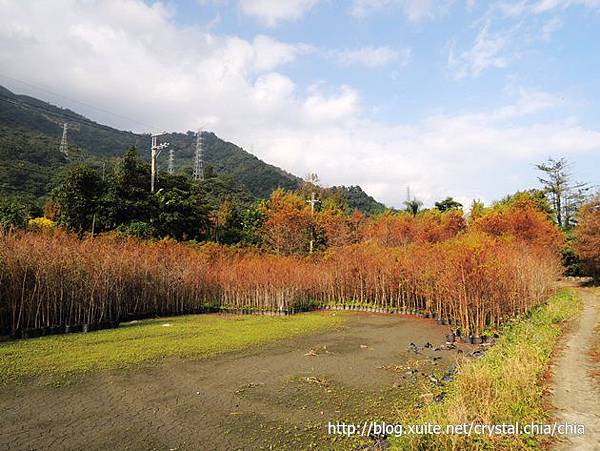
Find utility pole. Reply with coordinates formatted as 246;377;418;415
91;163;105;238
306;192;320;254
59;123;69;158
193;129;204;181
151;134;169;193
168;147;175;174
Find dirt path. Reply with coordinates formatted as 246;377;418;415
552;287;600;450
0;313;470;450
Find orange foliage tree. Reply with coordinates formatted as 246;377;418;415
0;193;562;339
472;199;564;252
574;195;600;281
259;189;313;255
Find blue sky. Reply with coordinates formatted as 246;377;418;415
1;0;599;207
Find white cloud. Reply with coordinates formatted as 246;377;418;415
541;16;562;39
349;0;453;22
448;22;517;78
238;0;321;26
493;87;562;118
332;46;411;68
493;0;600;15
349;0;390;17
302;85;361;122
252;35;311;71
1;0;599;207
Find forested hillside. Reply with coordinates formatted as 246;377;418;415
0;85;386;213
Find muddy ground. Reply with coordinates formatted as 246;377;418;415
0;312;474;450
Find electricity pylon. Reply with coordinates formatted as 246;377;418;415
193;129;204;182
168;147;175;174
59;123;69;158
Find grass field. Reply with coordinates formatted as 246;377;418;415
0;312;346;384
391;288;582;450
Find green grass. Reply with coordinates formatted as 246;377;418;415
391;288;582;451
0;312;346;384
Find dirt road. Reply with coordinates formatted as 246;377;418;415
552;287;600;450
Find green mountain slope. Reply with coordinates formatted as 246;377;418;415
0;85;386;213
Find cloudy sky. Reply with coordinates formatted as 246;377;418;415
1;0;599;207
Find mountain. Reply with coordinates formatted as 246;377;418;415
0;85;386;213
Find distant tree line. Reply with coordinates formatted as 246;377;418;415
0;150;598;279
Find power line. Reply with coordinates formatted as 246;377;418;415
0;73;157;131
0;86;186;193
0;94;135;135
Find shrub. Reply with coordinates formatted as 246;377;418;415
27;217;57;231
573;195;600;281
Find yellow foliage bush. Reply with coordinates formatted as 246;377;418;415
27;217;57;231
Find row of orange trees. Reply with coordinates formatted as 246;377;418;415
0;200;563;337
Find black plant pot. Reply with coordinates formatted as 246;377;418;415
69;324;83;334
82;323;97;333
10;329;22;340
471;336;483;345
23;328;41;339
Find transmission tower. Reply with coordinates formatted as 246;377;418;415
193;129;204;181
59;123;69;158
150;134;169;193
168;147;175;174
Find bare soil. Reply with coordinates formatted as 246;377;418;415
552;287;600;451
0;313;471;450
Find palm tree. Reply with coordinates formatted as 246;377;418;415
404;199;423;216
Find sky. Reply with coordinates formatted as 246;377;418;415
0;0;599;208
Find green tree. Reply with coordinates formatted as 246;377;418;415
240;204;264;246
0;197;29;230
154;183;208;240
434;197;463;213
101;146;155;229
51;164;104;233
536;157;590;229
